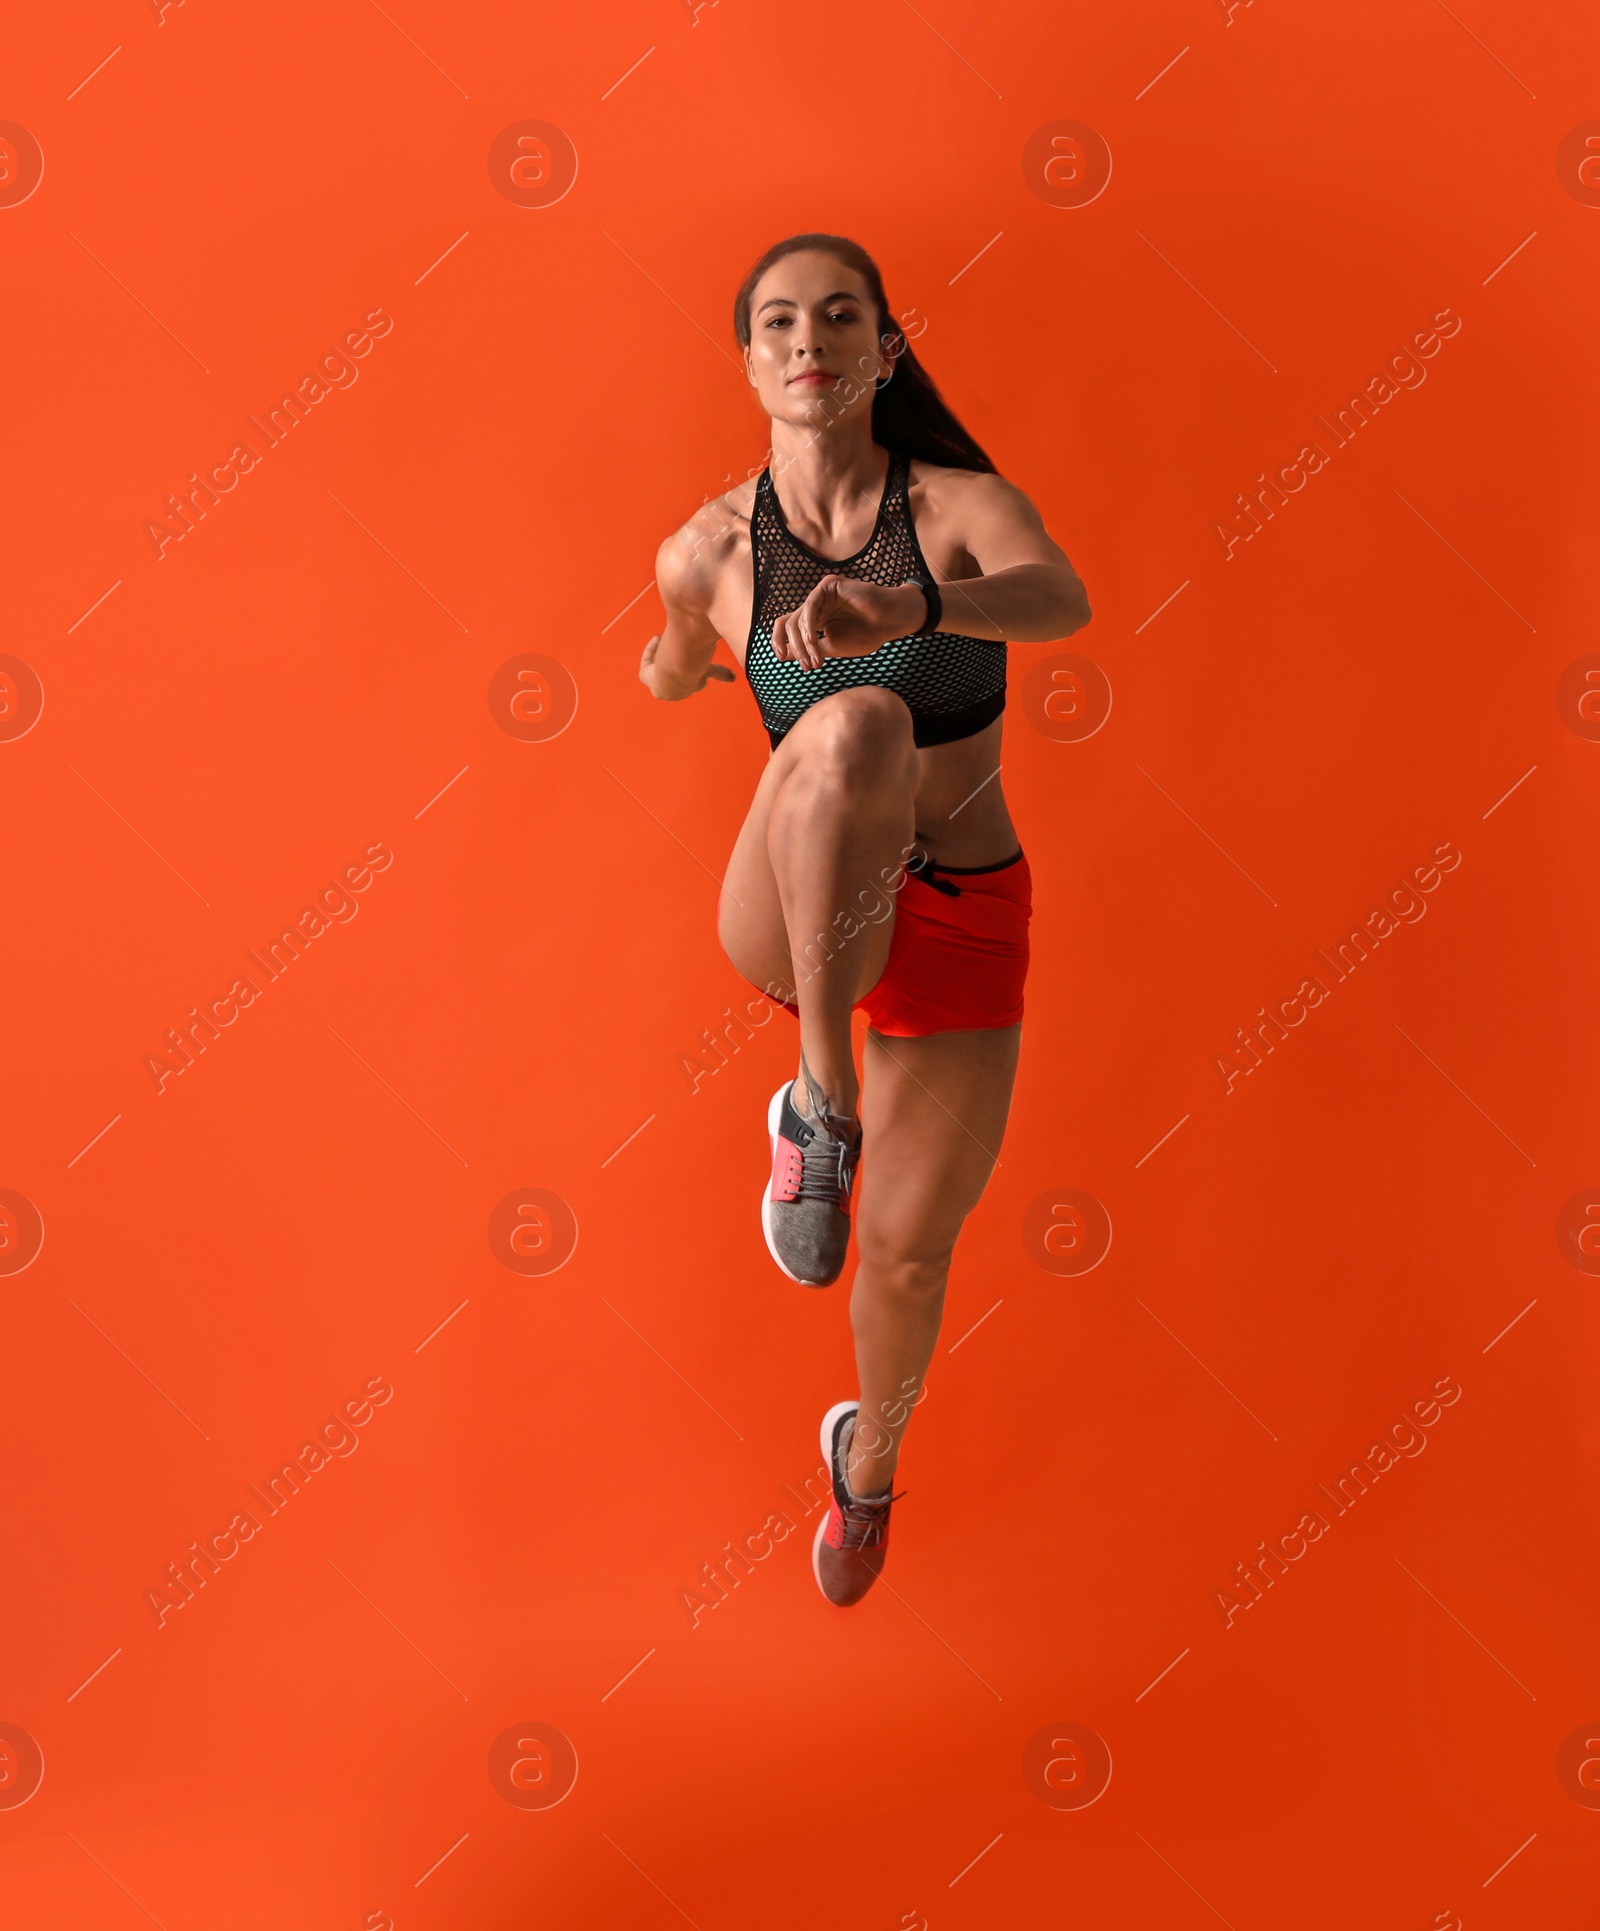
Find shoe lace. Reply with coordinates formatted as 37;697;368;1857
835;1486;906;1550
795;1126;857;1205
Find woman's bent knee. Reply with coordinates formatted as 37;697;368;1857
786;686;915;779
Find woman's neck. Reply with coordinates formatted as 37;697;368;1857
767;417;889;542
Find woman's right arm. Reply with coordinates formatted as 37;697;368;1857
639;514;737;702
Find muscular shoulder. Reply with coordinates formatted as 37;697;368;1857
656;481;756;614
906;459;1065;570
906;461;1036;528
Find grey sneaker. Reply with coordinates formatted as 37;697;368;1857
811;1400;901;1607
761;1080;861;1287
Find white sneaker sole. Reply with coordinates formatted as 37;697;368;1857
812;1400;858;1596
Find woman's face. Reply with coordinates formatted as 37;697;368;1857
744;251;891;431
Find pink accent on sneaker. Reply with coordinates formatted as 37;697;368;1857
770;1135;804;1205
761;1083;860;1287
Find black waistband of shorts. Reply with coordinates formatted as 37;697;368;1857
909;848;1025;876
903;847;1025;896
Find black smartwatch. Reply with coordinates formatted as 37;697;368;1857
919;578;942;635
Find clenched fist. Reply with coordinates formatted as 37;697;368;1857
639;634;737;700
769;577;931;672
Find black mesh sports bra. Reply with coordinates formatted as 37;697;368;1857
744;449;1006;751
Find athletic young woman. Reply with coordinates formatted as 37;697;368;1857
639;235;1091;1607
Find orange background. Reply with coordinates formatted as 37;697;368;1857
2;0;1599;1923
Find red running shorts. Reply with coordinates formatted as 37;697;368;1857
770;850;1032;1038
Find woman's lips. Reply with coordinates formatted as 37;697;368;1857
789;371;839;386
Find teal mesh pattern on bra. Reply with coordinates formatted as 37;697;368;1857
744;450;1006;750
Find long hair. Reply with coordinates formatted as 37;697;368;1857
732;232;997;474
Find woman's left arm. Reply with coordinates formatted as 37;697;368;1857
928;471;1091;643
771;471;1091;670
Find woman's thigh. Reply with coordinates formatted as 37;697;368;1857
718;698;907;1004
855;1024;1022;1265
